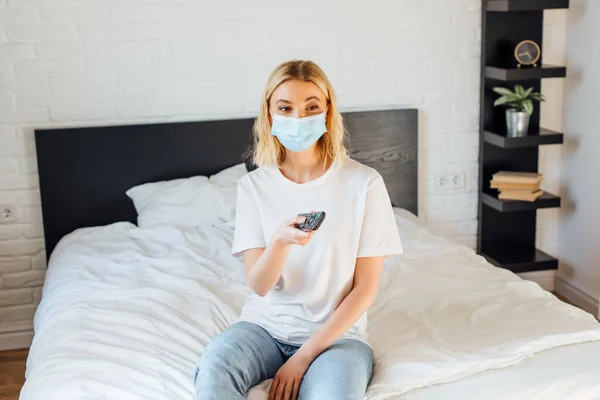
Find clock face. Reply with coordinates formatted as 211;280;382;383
515;40;541;65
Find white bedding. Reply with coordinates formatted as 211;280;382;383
22;213;600;399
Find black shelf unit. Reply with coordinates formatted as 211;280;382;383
478;1;568;273
487;0;569;12
484;127;564;148
485;64;567;81
481;191;561;212
481;241;558;273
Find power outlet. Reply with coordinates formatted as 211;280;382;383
434;172;467;192
0;204;17;223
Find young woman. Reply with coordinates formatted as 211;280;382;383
194;60;403;400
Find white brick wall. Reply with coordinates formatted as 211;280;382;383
0;0;481;349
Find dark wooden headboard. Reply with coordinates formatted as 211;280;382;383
35;109;418;258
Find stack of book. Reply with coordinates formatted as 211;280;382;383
491;171;544;202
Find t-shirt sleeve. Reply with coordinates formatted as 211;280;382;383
231;180;266;257
357;176;404;258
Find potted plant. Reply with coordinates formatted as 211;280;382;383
493;85;545;137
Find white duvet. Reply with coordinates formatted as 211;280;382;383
21;212;600;400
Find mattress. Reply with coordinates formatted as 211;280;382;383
21;211;600;399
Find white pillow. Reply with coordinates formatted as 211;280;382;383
126;163;248;228
209;163;248;222
392;207;423;226
209;163;248;187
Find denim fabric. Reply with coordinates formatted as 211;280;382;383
194;321;373;400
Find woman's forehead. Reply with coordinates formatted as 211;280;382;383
271;80;326;103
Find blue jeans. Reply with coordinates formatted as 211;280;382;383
194;321;374;400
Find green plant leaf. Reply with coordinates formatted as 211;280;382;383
529;95;540;101
515;85;526;98
494;96;513;107
523;100;534;115
524;87;533;98
492;87;515;96
529;93;545;102
494;95;522;107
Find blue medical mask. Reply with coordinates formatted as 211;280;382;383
271;112;327;153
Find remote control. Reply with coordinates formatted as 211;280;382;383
296;211;326;231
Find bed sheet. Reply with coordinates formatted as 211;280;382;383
20;213;600;399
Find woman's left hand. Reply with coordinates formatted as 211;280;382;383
268;351;313;400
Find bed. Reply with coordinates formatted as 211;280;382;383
23;110;600;399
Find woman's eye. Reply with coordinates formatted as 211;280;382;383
308;105;320;111
278;107;291;112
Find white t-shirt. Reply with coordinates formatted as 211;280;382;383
231;158;403;345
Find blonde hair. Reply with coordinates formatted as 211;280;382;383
250;60;348;168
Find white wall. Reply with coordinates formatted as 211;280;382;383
0;0;481;349
523;10;568;292
555;0;600;317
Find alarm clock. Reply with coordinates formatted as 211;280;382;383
514;40;541;68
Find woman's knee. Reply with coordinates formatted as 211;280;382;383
195;330;249;389
195;322;276;393
300;373;372;400
194;341;248;400
299;375;368;400
298;339;373;400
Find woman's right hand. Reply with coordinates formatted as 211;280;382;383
272;216;315;246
